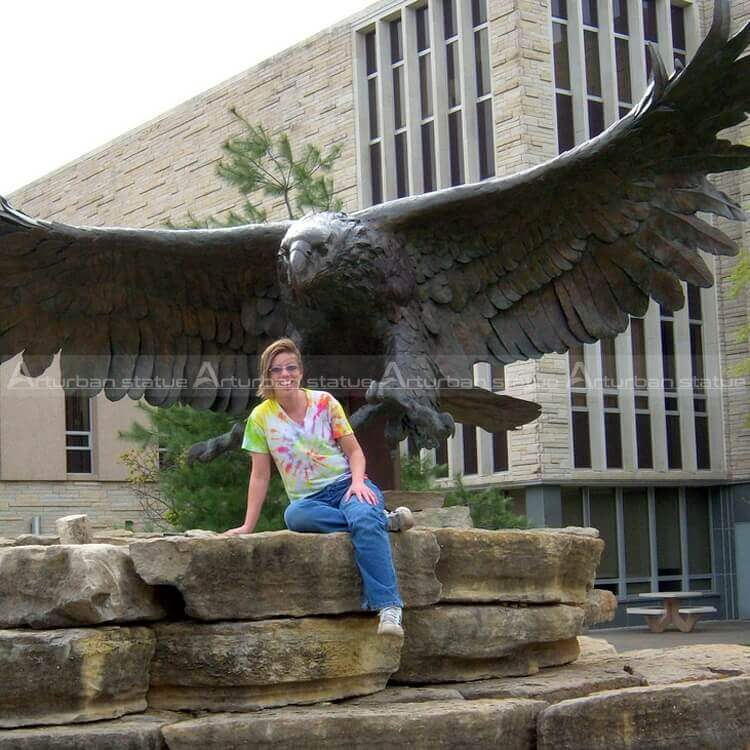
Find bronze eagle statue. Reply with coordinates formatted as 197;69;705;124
0;0;749;456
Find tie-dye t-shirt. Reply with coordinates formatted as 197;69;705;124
241;388;355;502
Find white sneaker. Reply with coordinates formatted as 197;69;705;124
377;606;404;636
386;506;415;532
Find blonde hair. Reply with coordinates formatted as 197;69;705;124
256;338;303;399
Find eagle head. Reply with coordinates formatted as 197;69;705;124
278;212;359;300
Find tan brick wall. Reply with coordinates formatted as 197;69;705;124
0;481;145;537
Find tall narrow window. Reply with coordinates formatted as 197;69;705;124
630;317;653;468
65;394;93;474
612;0;633;117
417;5;436;193
570;344;591;468
552;2;574;152
661;307;682;469
365;30;383;204
601;338;623;468
462;424;478;475
655;487;682;590
642;0;659;79
582;0;604;137
671;4;687;68
390;19;409;198
473;0;495;178
444;0;465;185
491;362;508;471
688;284;710;469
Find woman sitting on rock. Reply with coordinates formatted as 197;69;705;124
223;337;414;636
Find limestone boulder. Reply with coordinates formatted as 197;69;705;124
577;636;618;660
615;643;750;684
583;588;618;628
0;544;167;628
383;490;445;511
536;676;750;750
434;529;603;605
345;686;465;705
0;713;177;749
56;514;94;544
448;657;644;702
414;506;473;528
394;604;584;683
148;616;402;712
161;699;546;750
0;626;155;728
130;530;441;620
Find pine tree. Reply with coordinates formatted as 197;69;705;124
167;107;342;227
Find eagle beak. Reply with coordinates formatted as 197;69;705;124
289;240;312;275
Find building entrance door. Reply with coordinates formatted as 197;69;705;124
735;522;750;619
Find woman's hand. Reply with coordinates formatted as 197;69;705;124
222;524;253;536
344;480;379;505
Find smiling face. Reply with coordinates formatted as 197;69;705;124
268;349;303;399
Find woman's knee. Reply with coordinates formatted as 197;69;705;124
284;501;312;531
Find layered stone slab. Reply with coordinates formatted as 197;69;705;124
0;713;176;749
433;529;603;605
394;604;584;683
160;699;546;750
449;657;644;702
130;530;441;620
536;676;750;750
148;616;402;712
413;506;473;528
612;643;750;684
0;544;167;628
0;627;155;728
383;490;445;511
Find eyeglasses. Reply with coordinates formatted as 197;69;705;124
269;364;300;375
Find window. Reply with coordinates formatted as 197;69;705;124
565;485;714;598
688;283;710;469
491;362;508;472
660;307;683;469
601;338;623;469
552;1;695;151
630;317;653;468
358;0;495;205
569;343;591;468
65;394;93;474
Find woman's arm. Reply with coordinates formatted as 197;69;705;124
338;433;378;505
223;452;272;535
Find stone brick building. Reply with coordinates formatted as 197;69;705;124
3;0;749;624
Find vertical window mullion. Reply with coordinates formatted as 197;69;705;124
456;0;479;183
679;487;690;590
616;489;627;598
648;487;658;590
597;0;619;126
376;19;397;201
567;1;590;144
673;284;697;472
403;6;423;195
655;0;674;75
615;326;636;471
644;300;668;471
626;0;648;98
429;1;451;188
586;341;606;470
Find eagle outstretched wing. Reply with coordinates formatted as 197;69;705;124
356;0;750;376
0;197;290;413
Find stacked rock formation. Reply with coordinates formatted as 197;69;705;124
0;498;748;748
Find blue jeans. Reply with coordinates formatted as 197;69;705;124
284;475;403;611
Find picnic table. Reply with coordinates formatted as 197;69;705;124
626;591;717;633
